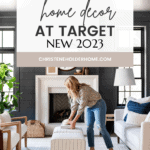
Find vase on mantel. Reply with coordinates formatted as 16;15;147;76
85;67;89;75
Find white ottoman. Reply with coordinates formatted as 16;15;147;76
51;126;86;150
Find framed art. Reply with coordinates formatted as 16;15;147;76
46;67;58;75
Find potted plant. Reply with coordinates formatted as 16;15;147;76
0;63;22;115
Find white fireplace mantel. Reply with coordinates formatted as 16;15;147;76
35;75;99;135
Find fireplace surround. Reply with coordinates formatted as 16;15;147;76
36;75;99;135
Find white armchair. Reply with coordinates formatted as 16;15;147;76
0;111;27;150
0;121;21;150
114;109;150;150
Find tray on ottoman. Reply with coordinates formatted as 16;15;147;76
51;126;86;150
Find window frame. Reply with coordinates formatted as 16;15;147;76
0;27;15;105
117;27;145;106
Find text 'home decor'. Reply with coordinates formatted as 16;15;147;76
17;0;133;67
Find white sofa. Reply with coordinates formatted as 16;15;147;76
114;109;150;150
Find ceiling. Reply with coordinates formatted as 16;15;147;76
0;0;150;11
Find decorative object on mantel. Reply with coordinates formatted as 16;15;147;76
85;67;90;75
76;69;82;73
59;67;76;71
46;67;58;75
114;68;136;105
27;120;45;138
74;67;85;75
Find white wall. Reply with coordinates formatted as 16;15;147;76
0;0;150;11
134;0;150;11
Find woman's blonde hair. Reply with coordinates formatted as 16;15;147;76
64;76;89;102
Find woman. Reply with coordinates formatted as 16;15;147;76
64;76;113;150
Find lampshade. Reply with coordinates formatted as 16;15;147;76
114;68;136;86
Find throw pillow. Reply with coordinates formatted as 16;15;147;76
122;97;136;120
1;111;11;123
123;96;150;121
0;111;11;130
126;111;147;126
145;112;150;122
127;101;150;114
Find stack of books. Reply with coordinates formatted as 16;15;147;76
60;124;70;129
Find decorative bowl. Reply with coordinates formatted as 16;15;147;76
76;69;81;73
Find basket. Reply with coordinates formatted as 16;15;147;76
27;120;45;138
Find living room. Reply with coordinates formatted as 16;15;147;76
0;0;150;150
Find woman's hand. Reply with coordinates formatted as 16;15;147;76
68;117;72;121
70;121;76;129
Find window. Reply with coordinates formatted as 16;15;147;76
0;27;15;102
118;27;145;105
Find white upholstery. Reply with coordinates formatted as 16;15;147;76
51;126;86;150
0;111;11;130
115;120;140;149
5;123;27;137
140;122;150;150
115;109;150;150
114;109;124;121
0;111;12;130
1;112;27;150
123;97;136;120
145;112;150;122
3;132;19;150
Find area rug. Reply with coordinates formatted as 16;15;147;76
16;137;129;150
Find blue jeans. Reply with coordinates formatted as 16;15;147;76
86;99;113;149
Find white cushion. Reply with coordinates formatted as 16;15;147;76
145;112;150;122
126;111;147;126
0;111;11;130
5;123;27;137
123;96;150;120
0;111;11;123
115;120;140;149
3;131;19;150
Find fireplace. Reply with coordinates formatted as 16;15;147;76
49;93;84;123
36;75;99;135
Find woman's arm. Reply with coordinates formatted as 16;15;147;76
69;99;79;121
73;114;80;122
70;88;88;129
70;114;81;129
69;110;76;121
